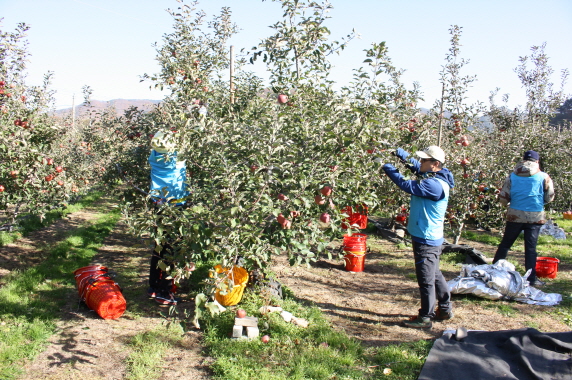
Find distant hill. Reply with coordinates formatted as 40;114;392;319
55;99;161;118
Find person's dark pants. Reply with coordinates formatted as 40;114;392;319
149;241;175;294
493;221;542;283
412;241;452;319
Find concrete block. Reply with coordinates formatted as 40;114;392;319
246;326;259;338
232;325;244;338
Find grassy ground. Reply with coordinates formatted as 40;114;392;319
0;193;122;379
1;199;570;379
191;217;572;380
0;194;100;247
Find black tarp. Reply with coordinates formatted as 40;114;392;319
418;328;572;380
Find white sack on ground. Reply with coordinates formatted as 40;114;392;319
448;260;562;306
539;220;567;240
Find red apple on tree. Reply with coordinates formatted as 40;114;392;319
277;213;286;225
9;170;18;179
55;166;63;173
57;180;64;186
45;175;54;182
319;213;331;224
0;185;5;192
261;335;270;343
314;195;325;205
277;193;289;201
290;210;300;218
281;219;292;229
277;94;288;104
320;186;332;197
460;158;470;166
46;158;54;165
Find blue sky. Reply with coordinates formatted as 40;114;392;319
1;0;571;110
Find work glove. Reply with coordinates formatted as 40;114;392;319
393;148;410;161
382;163;398;173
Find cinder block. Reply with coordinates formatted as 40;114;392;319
246;326;259;338
232;325;244;338
235;316;258;327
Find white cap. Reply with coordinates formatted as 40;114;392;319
415;145;446;164
151;130;177;153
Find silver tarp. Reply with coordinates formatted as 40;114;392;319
448;260;562;306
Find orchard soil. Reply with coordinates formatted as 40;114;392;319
1;203;570;378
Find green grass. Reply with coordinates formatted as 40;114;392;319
126;326;185;380
459;230;501;246
201;290;365;380
369;340;433;380
0;195;121;379
182;216;571;379
0;191;103;247
487;303;518;318
179;263;432;380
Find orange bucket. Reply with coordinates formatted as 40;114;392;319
536;257;560;279
74;265;126;320
84;279;126;320
344;253;365;272
74;265;108;292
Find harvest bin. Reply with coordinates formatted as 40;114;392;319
74;265;126;320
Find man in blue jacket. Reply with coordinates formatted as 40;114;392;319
382;146;455;329
493;150;555;287
147;131;190;306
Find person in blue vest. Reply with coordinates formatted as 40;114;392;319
382;146;455;329
147;130;190;306
493;150;554;287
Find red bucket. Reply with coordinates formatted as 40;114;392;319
536;257;560;279
341;206;369;230
344;253;365;272
343;233;366;253
343;233;367;244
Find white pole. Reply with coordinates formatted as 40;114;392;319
230;45;235;104
72;94;76;130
